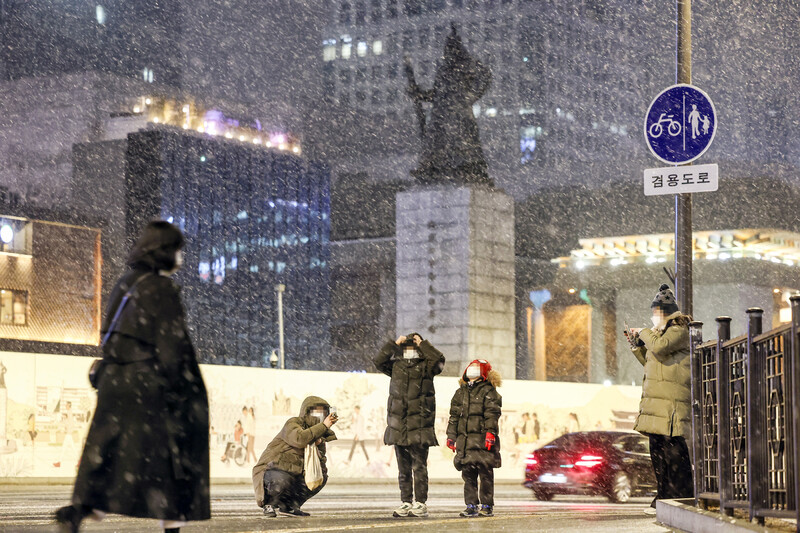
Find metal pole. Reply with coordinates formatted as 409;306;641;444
689;320;704;506
675;0;693;315
716;316;733;516
276;284;285;369
789;295;800;531
745;308;766;523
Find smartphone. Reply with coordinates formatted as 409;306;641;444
329;406;338;418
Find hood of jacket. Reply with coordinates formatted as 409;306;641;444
299;395;330;426
654;311;691;333
459;369;502;388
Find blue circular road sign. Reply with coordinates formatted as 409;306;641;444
644;84;716;165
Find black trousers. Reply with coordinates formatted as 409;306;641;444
462;464;494;507
348;438;370;462
262;469;327;509
648;434;693;500
395;444;429;503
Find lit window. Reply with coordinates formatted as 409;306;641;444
357;41;368;57
96;5;106;24
0;289;28;326
323;39;337;61
341;43;352;59
520;125;539;164
198;261;210;282
372;40;383;55
143;67;154;83
485;107;497;117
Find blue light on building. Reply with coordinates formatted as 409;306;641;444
126;128;331;368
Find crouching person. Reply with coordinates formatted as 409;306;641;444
446;360;502;518
252;396;338;518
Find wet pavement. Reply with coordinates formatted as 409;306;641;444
1;482;674;532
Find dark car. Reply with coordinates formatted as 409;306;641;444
522;431;656;503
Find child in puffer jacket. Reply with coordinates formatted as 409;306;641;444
446;359;502;518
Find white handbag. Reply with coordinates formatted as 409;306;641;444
304;443;324;491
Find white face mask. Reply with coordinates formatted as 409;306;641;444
651;314;666;329
466;365;481;380
310;410;326;422
403;348;419;360
161;250;184;277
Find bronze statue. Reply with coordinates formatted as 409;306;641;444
405;24;493;187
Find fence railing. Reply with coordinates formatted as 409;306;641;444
689;296;800;529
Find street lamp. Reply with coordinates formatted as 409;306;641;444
269;349;279;369
276;284;285;369
0;224;13;244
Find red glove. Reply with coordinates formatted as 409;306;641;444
485;432;496;451
446;439;456;451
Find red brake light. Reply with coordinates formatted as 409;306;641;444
574;454;604;468
524;453;539;466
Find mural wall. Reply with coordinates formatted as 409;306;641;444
0;351;642;481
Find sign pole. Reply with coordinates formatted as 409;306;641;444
675;0;693;315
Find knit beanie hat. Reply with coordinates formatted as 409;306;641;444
651;283;679;314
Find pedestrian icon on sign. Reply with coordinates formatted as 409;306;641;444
688;104;702;139
644;84;716;165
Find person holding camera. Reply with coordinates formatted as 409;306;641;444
252;396;338;518
374;333;445;518
627;284;693;513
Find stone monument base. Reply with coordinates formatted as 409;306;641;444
395;185;516;379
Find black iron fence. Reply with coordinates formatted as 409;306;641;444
689;296;800;529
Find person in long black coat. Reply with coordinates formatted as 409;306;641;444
56;221;210;533
373;332;445;518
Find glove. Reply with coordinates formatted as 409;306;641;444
446;439;456;452
485;432;496;451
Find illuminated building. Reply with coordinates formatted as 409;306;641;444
75;125;331;368
0;216;101;348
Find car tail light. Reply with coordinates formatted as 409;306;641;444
574;454;604;468
524;453;538;466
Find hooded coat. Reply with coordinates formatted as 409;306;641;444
632;311;692;438
72;222;210;522
374;340;445;447
446;363;502;471
252;396;337;508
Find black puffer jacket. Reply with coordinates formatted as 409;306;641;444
373;340;445;446
446;370;502;470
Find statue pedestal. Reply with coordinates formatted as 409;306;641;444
395;185;516;378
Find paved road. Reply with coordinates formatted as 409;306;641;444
1;482;673;532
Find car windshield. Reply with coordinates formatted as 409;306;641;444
612;435;651;454
542;432;618;451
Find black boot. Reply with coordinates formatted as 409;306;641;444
54;505;90;533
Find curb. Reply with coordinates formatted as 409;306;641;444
656;499;787;533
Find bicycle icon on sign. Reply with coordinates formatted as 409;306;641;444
648;113;682;138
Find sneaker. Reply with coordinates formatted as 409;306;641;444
279;507;310;517
409;501;428;518
392;502;413;517
262;505;277;518
479;505;493;517
459;505;479;517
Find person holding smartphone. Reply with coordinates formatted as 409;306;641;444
628;284;693;514
252;396;338;518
